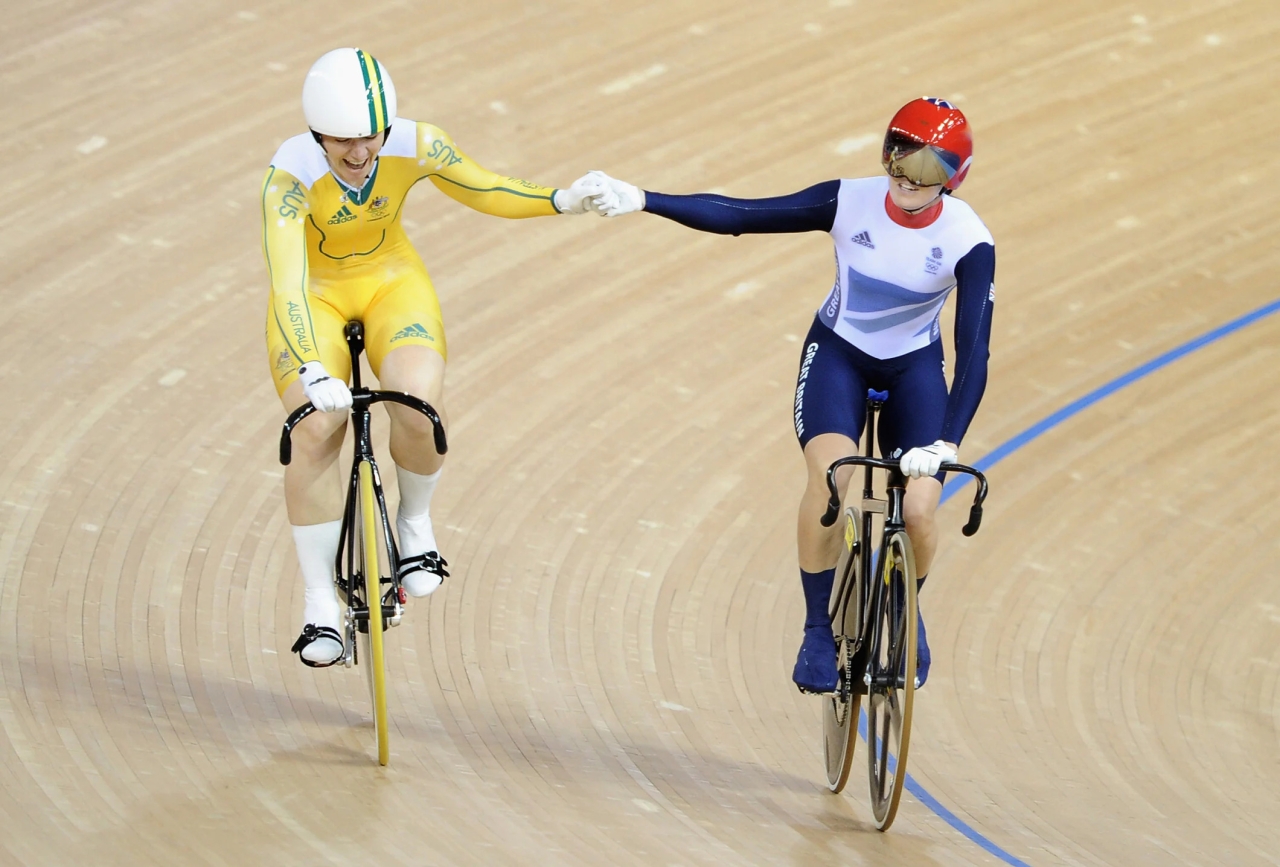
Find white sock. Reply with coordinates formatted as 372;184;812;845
396;465;441;556
292;521;342;629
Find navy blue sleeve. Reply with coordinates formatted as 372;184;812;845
642;181;840;235
940;242;995;446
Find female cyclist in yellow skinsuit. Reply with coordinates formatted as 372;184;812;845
262;48;603;665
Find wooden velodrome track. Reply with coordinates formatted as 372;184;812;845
3;0;1277;864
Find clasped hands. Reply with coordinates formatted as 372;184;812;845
554;170;644;217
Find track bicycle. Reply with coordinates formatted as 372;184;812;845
817;388;988;830
279;320;447;766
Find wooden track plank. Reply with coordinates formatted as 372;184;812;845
1;0;1277;864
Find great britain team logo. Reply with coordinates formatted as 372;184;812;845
925;247;943;274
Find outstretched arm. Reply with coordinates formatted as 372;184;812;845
641;182;840;235
419;123;600;217
594;173;839;234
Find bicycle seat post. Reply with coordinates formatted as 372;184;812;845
345;321;366;390
863;389;890;498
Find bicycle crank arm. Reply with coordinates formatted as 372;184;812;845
349;603;400;624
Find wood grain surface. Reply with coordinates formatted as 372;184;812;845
2;1;1277;864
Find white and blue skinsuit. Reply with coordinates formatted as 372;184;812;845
642;175;996;458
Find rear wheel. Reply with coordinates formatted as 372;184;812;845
823;506;864;792
865;530;916;830
357;460;390;766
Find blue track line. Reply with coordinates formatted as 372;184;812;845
890;297;1280;865
942;297;1280;505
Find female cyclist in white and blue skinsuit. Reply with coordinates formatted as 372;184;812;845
589;98;995;692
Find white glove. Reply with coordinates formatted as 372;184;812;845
297;361;352;413
591;171;645;217
554;172;607;215
899;440;958;479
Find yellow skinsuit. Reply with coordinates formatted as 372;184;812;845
261;119;560;392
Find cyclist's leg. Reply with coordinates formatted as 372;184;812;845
363;265;450;597
877;339;948;574
903;480;942;576
792;317;869;691
267;294;353;665
877;339;948;685
377;345;446;474
798;434;859;571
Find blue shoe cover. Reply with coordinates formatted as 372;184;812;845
792;623;839;693
914;609;931;689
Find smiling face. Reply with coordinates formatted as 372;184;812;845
318;132;384;187
885;174;945;212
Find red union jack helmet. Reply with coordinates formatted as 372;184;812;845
882;97;973;191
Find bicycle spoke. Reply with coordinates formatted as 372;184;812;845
866;531;916;830
358;461;390;766
822;506;863;793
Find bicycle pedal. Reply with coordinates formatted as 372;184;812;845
796;685;838;696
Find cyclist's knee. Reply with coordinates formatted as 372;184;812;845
902;480;941;533
378;345;444;402
903;508;935;540
802;433;856;495
281;382;347;462
388;401;444;441
290;411;347;462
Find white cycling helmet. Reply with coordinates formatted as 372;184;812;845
302;48;397;138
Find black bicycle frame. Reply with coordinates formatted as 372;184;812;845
821;390;989;661
826;392;906;658
278;321;449;623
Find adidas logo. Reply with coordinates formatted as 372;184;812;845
327;205;356;225
851;230;874;249
391;323;434;342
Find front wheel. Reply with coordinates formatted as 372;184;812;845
823;506;864;792
357;460;390;766
865;530;917;830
